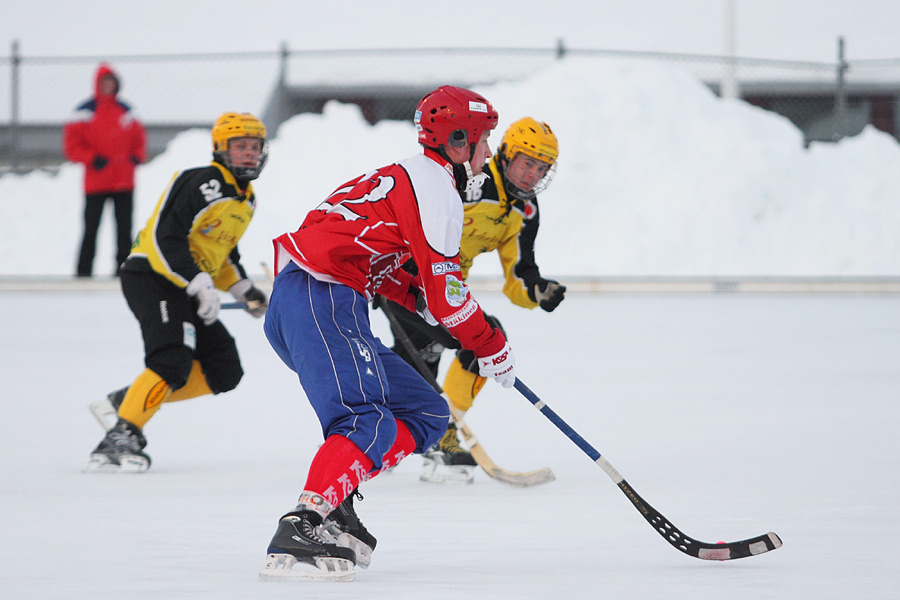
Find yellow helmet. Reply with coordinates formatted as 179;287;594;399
211;112;268;180
499;117;558;165
498;117;559;200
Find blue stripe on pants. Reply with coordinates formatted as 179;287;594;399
264;262;447;468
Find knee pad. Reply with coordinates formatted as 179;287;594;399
200;357;244;394
146;346;194;390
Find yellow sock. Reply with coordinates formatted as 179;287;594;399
443;356;486;412
117;368;171;428
167;361;212;403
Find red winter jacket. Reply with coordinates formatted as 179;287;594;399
63;63;147;194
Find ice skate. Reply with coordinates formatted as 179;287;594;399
259;511;357;582
88;386;127;431
318;489;377;568
420;423;476;484
84;418;151;473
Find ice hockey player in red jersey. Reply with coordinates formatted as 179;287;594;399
258;85;515;581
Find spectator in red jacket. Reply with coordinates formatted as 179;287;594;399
63;63;147;277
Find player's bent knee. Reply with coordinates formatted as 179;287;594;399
147;348;193;390
203;359;244;394
405;403;449;452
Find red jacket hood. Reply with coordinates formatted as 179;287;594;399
94;63;119;99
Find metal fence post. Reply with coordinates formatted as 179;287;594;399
279;40;288;88
556;38;566;60
720;0;740;99
10;39;21;171
833;36;848;141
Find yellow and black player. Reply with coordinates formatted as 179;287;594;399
380;117;566;483
85;112;270;472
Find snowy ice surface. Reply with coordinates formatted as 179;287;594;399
0;290;898;598
2;57;900;278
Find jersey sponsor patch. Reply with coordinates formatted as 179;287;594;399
441;297;478;327
444;274;468;307
469;101;488;113
431;261;461;275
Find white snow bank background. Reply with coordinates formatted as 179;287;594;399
3;56;900;277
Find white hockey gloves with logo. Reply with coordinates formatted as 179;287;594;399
477;341;516;388
229;279;268;318
531;278;566;312
186;272;220;325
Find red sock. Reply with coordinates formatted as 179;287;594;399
374;419;416;475
304;435;374;509
302;420;417;509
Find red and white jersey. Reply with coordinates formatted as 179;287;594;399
274;149;505;357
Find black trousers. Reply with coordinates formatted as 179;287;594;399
120;269;243;394
77;190;133;276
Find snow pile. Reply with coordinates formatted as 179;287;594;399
2;56;899;276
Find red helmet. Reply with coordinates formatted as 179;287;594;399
415;85;499;152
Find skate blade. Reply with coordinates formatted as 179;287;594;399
83;454;149;474
336;533;372;569
258;553;355;582
420;458;474;484
88;398;117;432
318;524;373;569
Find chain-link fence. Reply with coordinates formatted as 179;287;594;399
2;40;899;172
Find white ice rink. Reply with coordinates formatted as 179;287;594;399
1;288;897;599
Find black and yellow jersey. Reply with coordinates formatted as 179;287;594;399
124;161;254;290
459;156;543;309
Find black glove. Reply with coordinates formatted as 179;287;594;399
130;155;141;166
243;285;268;318
531;278;566;312
229;279;268;318
92;155;108;170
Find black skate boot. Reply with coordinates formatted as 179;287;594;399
89;386;128;431
420;422;476;484
84;418;151;473
319;489;377;568
436;422;477;466
259;510;357;581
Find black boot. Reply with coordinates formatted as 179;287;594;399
435;422;477;466
260;510;357;581
108;387;127;411
320;489;377;568
84;418;151;472
420;422;477;484
88;386;128;431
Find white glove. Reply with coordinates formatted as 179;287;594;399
417;305;439;327
186;272;220;325
477;341;516;388
229;279;268;318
